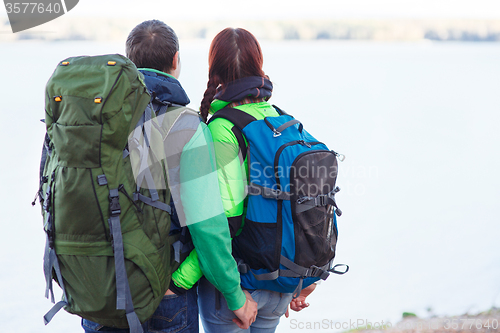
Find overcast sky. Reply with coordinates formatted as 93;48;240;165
63;0;500;19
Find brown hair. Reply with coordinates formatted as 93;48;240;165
126;20;179;73
200;28;266;122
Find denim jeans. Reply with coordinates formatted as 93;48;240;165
198;277;292;333
82;287;199;333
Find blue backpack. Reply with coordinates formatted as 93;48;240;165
208;106;348;297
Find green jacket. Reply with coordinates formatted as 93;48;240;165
140;68;246;310
163;106;246;311
207;99;280;222
169;95;279;309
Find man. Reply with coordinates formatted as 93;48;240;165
82;19;257;333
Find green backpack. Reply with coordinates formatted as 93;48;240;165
39;54;173;332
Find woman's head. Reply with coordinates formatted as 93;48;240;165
200;28;266;121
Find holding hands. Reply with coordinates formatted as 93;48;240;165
233;290;258;329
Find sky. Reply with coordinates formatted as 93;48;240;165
2;0;500;21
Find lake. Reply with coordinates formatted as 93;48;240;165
0;39;499;332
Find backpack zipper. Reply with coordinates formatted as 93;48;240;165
298;140;311;148
273;141;321;185
331;150;345;162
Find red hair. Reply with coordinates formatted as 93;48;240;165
200;28;266;121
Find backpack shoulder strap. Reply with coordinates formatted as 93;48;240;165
272;104;288;116
207;107;257;129
231;127;247;162
207;107;257;162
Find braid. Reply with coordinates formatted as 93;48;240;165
200;76;217;123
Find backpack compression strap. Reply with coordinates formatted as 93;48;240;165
280;257;349;298
43;228;69;324
237;256;349;298
296;186;343;216
132;103;159;201
108;188;143;333
123;101;169;159
42;170;70;325
127;103;172;214
94;175;144;333
123;102;172;214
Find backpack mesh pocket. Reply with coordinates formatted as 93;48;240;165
290;150;338;268
233;219;279;271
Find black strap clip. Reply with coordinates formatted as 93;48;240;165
110;196;121;216
109;188;121;217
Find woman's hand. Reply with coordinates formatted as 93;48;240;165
285;283;317;318
164;289;175;296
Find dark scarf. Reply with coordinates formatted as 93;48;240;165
214;76;273;103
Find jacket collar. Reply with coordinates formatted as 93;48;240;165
139;69;190;106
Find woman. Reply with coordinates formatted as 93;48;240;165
198;27;316;333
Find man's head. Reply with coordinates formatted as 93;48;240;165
126;20;180;78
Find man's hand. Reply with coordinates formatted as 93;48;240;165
285;283;317;318
232;290;258;329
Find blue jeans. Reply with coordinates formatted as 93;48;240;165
198;278;292;333
82;287;199;333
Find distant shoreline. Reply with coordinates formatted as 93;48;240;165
2;18;500;42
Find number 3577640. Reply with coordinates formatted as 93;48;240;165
444;319;499;330
5;2;61;14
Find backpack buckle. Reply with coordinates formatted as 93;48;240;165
297;196;310;205
316;195;327;207
236;259;249;274
110;196;121;216
270;188;282;197
109;192;121;216
262;186;281;199
308;265;322;277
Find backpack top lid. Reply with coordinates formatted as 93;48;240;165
45;54;151;170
